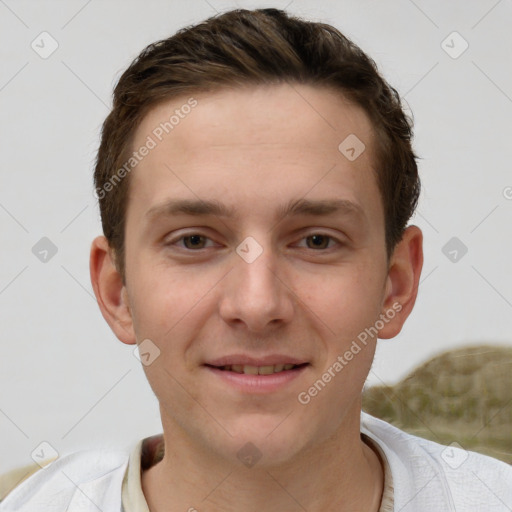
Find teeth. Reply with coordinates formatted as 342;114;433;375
258;365;275;375
218;364;301;374
244;365;259;375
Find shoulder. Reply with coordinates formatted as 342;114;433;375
0;449;129;511
361;412;512;511
0;461;50;502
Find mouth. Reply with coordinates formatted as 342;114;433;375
203;355;311;393
204;362;309;375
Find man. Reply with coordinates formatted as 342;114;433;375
1;7;510;512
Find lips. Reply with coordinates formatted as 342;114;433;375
203;355;310;376
205;354;309;367
205;363;308;375
204;358;310;393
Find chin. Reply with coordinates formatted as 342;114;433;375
224;416;309;466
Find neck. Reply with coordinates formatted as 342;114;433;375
141;407;384;512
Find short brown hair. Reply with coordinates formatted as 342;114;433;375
94;8;420;283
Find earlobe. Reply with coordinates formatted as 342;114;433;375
89;236;137;345
378;225;423;339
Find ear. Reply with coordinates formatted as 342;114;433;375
378;225;423;339
89;235;136;345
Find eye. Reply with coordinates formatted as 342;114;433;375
297;233;341;250
165;231;342;252
167;233;217;250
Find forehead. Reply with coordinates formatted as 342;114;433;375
134;83;376;160
126;83;382;227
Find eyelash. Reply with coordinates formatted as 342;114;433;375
165;232;342;251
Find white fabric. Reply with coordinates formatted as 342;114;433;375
1;412;511;511
0;450;128;511
360;414;512;511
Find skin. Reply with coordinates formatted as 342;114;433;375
90;83;423;511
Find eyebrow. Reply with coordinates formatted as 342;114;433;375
145;197;364;225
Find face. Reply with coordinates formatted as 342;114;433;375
118;83;398;466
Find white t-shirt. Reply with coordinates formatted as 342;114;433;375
1;412;511;511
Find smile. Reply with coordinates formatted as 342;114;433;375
204;362;310;394
205;363;308;375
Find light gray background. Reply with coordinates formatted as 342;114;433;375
1;0;511;474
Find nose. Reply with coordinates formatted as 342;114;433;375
218;241;294;332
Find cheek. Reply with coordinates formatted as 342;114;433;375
297;263;385;341
128;261;221;355
128;252;186;316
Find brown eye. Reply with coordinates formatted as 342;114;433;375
182;234;208;249
305;234;332;250
165;231;218;252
